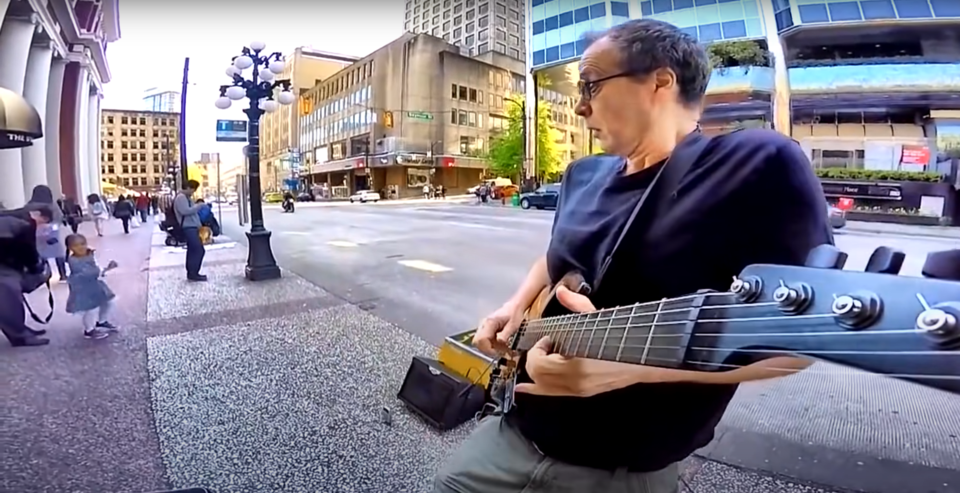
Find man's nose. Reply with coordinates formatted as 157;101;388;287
574;99;590;117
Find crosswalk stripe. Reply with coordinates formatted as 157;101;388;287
397;259;453;273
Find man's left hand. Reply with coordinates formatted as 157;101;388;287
514;285;639;397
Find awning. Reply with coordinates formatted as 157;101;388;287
0;87;42;150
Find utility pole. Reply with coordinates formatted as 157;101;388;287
179;57;190;188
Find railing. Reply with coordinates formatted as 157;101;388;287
788;62;960;93
791;135;946;174
330;186;350;199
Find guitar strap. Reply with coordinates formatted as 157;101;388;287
594;131;713;292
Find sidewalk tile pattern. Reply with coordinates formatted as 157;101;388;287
147;304;472;492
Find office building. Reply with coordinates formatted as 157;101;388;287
527;0;960;178
0;0;120;207
259;47;360;192
143;87;180;113
404;0;526;61
299;32;541;198
99;109;180;194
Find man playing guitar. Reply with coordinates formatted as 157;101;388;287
434;19;832;493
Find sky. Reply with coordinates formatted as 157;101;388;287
102;0;405;165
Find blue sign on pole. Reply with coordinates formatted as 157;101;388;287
216;120;248;142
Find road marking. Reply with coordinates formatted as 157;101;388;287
283;231;312;236
398;259;453;273
447;221;508;231
327;240;359;247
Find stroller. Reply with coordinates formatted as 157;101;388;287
160;203;186;247
160;203;221;247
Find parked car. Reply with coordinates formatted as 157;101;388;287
828;203;847;229
296;192;314;202
263;192;284;203
519;183;561;210
349;190;381;203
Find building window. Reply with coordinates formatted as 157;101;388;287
458;110;468;125
107;116;114;124
458;85;468;100
451;84;458;98
469;88;478;102
121;117;128;124
407;167;431;188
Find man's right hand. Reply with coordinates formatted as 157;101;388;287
473;302;526;357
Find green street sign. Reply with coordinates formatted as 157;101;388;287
407;111;434;120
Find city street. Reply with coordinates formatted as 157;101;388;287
222;202;960;493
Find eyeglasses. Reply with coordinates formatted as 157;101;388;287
577;72;632;102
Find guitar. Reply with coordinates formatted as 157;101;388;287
489;250;960;409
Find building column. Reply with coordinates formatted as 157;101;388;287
0;15;37;208
45;58;66;198
87;90;100;197
758;0;791;136
75;67;91;200
21;43;54;198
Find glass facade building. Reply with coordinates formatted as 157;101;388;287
524;0;960;181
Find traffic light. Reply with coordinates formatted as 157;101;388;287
383;111;394;128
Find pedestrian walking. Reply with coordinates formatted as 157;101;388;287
61;196;83;233
174;180;208;282
112;194;135;234
88;194;109;237
135;193;150;223
64;233;119;339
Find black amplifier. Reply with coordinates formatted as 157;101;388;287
397;356;486;431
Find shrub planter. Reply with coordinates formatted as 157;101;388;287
845;211;949;226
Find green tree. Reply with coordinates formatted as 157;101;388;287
485;96;561;181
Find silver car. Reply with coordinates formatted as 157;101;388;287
827;203;847;229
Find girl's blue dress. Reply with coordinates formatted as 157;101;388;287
65;254;115;313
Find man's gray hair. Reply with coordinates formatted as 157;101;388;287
583;19;711;106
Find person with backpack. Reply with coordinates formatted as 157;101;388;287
88;194;109;237
174;180;208;282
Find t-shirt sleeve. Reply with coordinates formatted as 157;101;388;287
752;138;833;266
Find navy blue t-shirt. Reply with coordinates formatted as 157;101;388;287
508;129;833;472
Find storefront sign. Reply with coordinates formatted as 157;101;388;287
821;181;902;200
900;145;930;166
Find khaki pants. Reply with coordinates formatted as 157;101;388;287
434;416;679;493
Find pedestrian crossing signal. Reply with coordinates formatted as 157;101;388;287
384;111;394;128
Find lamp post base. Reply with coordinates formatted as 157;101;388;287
244;229;281;281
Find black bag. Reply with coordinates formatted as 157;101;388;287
397;356;487;431
21;263;54;325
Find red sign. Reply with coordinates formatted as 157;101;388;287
356;159;365;168
900;145;930;166
441;157;455;167
837;197;854;211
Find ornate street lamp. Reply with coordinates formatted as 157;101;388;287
214;41;296;281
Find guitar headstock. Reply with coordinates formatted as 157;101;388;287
689;246;960;395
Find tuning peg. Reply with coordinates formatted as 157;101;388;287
922;249;960;281
865;246;905;274
805;244;848;270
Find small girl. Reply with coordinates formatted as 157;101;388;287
64;234;119;339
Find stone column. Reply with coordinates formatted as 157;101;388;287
75;67;91;200
0;16;37;208
87;90;100;197
21;43;54;197
45;58;66;198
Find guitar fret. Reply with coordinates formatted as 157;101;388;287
615;304;639;362
583;312;604;359
640;298;666;364
597;311;615;360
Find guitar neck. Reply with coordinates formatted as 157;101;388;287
514;278;960;396
515;293;711;369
